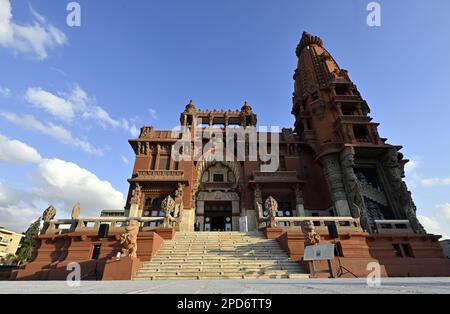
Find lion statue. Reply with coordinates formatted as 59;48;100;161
120;220;140;258
300;220;320;247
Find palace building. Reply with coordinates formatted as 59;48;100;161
12;32;450;281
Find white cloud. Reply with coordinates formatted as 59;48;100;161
120;155;129;165
420;177;450;187
0;0;67;60
149;108;158;120
0;137;125;232
418;204;450;240
130;125;139;137
0;133;42;163
25;87;74;121
437;203;450;222
22;85;138;136
0;112;103;156
0;86;11;97
404;157;450;188
32;158;125;217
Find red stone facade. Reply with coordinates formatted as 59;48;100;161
11;32;450;280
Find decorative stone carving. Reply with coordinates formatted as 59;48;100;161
130;183;142;205
174;183;184;228
161;195;177;228
321;154;351;216
71;202;81;220
296;31;323;56
293;184;304;205
300;220;320;247
264;196;278;228
340;147;371;232
382;148;426;234
311;99;326;120
120;220;139;258
139;126;154;139
42;205;56;222
254;184;264;225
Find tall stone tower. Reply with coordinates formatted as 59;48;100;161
292;32;425;234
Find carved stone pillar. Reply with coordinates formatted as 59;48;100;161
254;184;263;222
382;148;426;234
339;147;371;232
293;184;306;217
320;154;351;217
129;183;142;217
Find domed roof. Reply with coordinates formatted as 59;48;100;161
241;101;253;114
184;99;196;113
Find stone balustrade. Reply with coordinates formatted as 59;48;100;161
44;217;165;234
274;216;362;232
373;220;414;234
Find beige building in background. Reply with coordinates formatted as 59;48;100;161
0;227;24;259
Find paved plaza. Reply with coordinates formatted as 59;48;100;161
1;278;450;294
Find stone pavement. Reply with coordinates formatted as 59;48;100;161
1;278;450;294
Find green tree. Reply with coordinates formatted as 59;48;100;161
15;219;40;265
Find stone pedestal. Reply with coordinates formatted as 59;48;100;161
155;227;176;240
264;227;284;240
102;256;141;280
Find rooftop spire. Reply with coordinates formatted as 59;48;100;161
296;31;323;57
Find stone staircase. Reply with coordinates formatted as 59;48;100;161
134;231;309;280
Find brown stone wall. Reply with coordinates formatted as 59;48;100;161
273;229;450;278
12;231;165;281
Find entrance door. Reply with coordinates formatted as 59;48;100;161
204;202;232;231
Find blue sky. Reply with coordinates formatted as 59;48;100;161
0;0;449;237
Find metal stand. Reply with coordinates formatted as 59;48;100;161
333;240;358;278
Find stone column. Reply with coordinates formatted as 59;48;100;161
293;184;306;217
321;154;351;217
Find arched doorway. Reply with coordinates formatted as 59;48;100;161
195;162;241;231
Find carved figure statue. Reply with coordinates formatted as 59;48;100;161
71;202;81;220
340;147;371;232
42;205;56;222
161;195;177;228
264;196;278;228
130;183;142;205
382;149;426;234
300;220;321;247
120;220;139;258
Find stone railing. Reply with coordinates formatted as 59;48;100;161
44;217;166;235
373;220;414;234
275;216;362;232
332;94;362;103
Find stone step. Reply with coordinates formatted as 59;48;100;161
132;232;308;280
135;270;300;277
142;261;301;268
134;274;310;280
138;266;303;272
156;249;286;254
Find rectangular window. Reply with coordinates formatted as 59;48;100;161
402;244;414;257
393;244;403;257
213;173;224;182
92;245;101;260
150;154;156;170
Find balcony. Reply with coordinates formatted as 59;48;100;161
332;94;363;103
129;170;186;183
